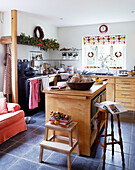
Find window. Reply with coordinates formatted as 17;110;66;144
82;35;126;69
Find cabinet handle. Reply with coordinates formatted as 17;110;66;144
121;94;130;96
121;81;131;83
121;87;131;89
121;102;131;104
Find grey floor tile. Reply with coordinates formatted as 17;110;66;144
98;162;125;170
105;150;129;169
23;145;52;163
0;139;17;151
26;124;40;133
129;155;135;170
10;131;27;141
8;158;40;170
107;142;130;155
4;141;34;157
130;144;135;156
0;152;19;170
32;126;45;137
18;132;43;146
38;164;57;170
44;152;75;170
72;156;100;170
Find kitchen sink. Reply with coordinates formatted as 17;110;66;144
84;72;114;76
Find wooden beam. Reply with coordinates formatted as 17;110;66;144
0;36;12;44
11;10;18;103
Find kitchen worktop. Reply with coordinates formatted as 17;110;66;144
43;82;107;97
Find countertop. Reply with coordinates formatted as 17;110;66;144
42;82;107;97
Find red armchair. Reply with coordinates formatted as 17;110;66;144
0;101;27;144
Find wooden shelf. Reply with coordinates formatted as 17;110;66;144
0;36;12;44
91;120;105;147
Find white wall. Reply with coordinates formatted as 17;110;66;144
0;11;11;91
57;21;135;70
17;11;58;61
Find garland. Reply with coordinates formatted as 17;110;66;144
17;33;59;51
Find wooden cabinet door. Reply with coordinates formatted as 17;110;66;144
106;83;115;101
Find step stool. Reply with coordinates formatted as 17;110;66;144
94;108;125;169
39;121;80;170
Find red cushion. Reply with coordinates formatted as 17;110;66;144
0;98;8;115
7;103;21;113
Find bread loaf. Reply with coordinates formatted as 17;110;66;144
70;76;80;83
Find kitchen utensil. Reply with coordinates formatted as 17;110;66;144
67;81;95;90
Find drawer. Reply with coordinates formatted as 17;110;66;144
116;78;135;84
115;98;135;108
116;84;135;91
116;90;135;99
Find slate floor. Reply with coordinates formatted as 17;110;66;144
0;110;135;170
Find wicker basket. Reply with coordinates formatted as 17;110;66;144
128;71;135;76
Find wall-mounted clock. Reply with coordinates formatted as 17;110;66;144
99;25;108;33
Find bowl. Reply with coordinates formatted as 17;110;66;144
67;81;95;90
128;71;135;76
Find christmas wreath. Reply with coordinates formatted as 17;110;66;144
88;52;94;58
115;51;122;58
34;26;44;40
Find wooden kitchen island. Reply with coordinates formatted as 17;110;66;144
43;82;107;156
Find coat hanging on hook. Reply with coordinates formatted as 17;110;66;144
3;44;12;97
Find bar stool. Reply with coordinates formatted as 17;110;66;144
94;108;125;169
39;121;80;170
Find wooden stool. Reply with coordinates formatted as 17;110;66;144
39;121;80;170
94;108;125;169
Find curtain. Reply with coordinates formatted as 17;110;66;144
83;35;126;45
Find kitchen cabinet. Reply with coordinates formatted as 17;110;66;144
115;77;135;110
43;82;107;156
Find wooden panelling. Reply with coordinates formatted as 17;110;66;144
116;84;135;91
116;91;135;99
0;36;12;44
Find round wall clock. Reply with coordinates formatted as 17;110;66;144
99;25;108;33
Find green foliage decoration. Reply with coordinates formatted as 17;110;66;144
17;33;59;51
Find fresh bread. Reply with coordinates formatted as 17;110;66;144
70;76;80;83
81;78;89;82
76;73;83;80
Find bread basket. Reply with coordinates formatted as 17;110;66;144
128;71;135;76
67;81;95;90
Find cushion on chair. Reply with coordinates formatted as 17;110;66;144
7;103;21;113
0;110;25;129
0;98;8;115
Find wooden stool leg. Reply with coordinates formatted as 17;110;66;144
39;146;43;162
44;127;48;141
69;131;73;147
52;130;55;141
67;153;71;170
94;111;101;157
116;114;125;167
103;112;108;169
111;114;114;155
75;126;80;155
